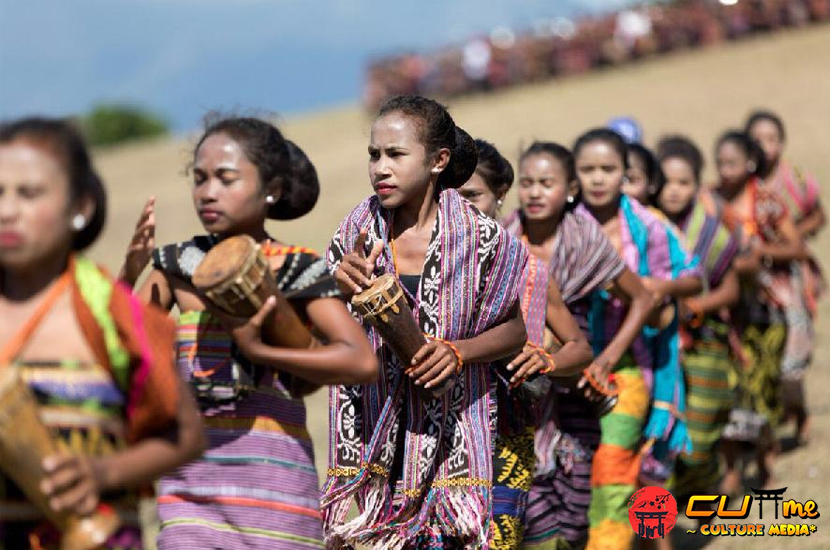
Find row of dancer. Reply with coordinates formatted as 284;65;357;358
0;96;821;550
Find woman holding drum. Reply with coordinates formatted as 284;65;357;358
122;116;377;549
324;95;529;549
501;140;655;550
458;138;593;549
0;117;205;550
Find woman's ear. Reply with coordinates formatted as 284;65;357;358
431;147;451;175
72;193;96;227
568;179;579;198
263;179;283;205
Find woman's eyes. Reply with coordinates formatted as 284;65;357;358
18;185;45;199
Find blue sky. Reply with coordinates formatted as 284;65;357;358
0;0;637;131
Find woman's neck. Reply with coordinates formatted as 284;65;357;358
218;225;271;244
666;202;694;226
394;182;440;233
587;195;621;226
718;177;751;203
1;252;71;302
524;212;562;245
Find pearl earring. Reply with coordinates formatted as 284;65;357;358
747;161;757;173
497;199;504;207
71;214;86;231
567;195;575;204
266;195;276;204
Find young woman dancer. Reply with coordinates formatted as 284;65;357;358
571;129;702;550
653;135;741;500
713;130;807;491
746;110;824;444
460;139;593;549
0;117;205;550
501;141;655;550
324;96;529;549
123;116;378;549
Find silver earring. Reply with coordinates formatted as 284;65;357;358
497;199;504;207
747;161;757;173
567;195;575;204
266;195;276;204
71;214;86;231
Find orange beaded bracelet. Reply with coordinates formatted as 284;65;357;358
423;334;465;374
526;341;556;374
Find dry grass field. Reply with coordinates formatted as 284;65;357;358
86;24;830;549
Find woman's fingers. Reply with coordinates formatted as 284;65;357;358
423;358;456;389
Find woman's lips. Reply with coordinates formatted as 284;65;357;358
0;231;23;247
198;210;222;223
525;203;545;214
374;183;397;196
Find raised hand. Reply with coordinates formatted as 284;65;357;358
120;196;156;287
333;230;384;296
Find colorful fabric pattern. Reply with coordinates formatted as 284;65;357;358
490;428;536;550
718;179;790;441
153;241;338;550
504;210;625;549
1;255;180;550
673;198;740;496
324;189;528;549
587;358;649;550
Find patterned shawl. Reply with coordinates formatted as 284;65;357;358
72;256;180;443
679;198;740;292
323;189;527;549
578;195;699;454
716;177;806;315
503;209;626;477
765;160;821;224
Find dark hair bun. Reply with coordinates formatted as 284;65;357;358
439;126;478;189
269;139;320;220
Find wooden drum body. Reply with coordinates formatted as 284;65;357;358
0;367;120;550
192;235;315;350
351;274;426;367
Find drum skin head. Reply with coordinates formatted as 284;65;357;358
192;235;257;290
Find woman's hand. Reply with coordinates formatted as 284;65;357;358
408;339;461;390
333;231;384;297
507;343;553;389
41;454;106;516
120;197;156;286
210;296;278;360
578;360;615;402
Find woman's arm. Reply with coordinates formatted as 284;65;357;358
42;377;206;516
797;202;826;238
135;269;175;311
593;269;655;372
221;296;378;386
642;275;703;302
408;301;527;390
755;215;809;263
507;278;593;385
684;267;740;317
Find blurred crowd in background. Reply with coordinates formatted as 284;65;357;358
364;0;830;110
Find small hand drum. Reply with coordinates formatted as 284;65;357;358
351;274;426;368
352;274;453;397
0;367;121;550
192;235;315;350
